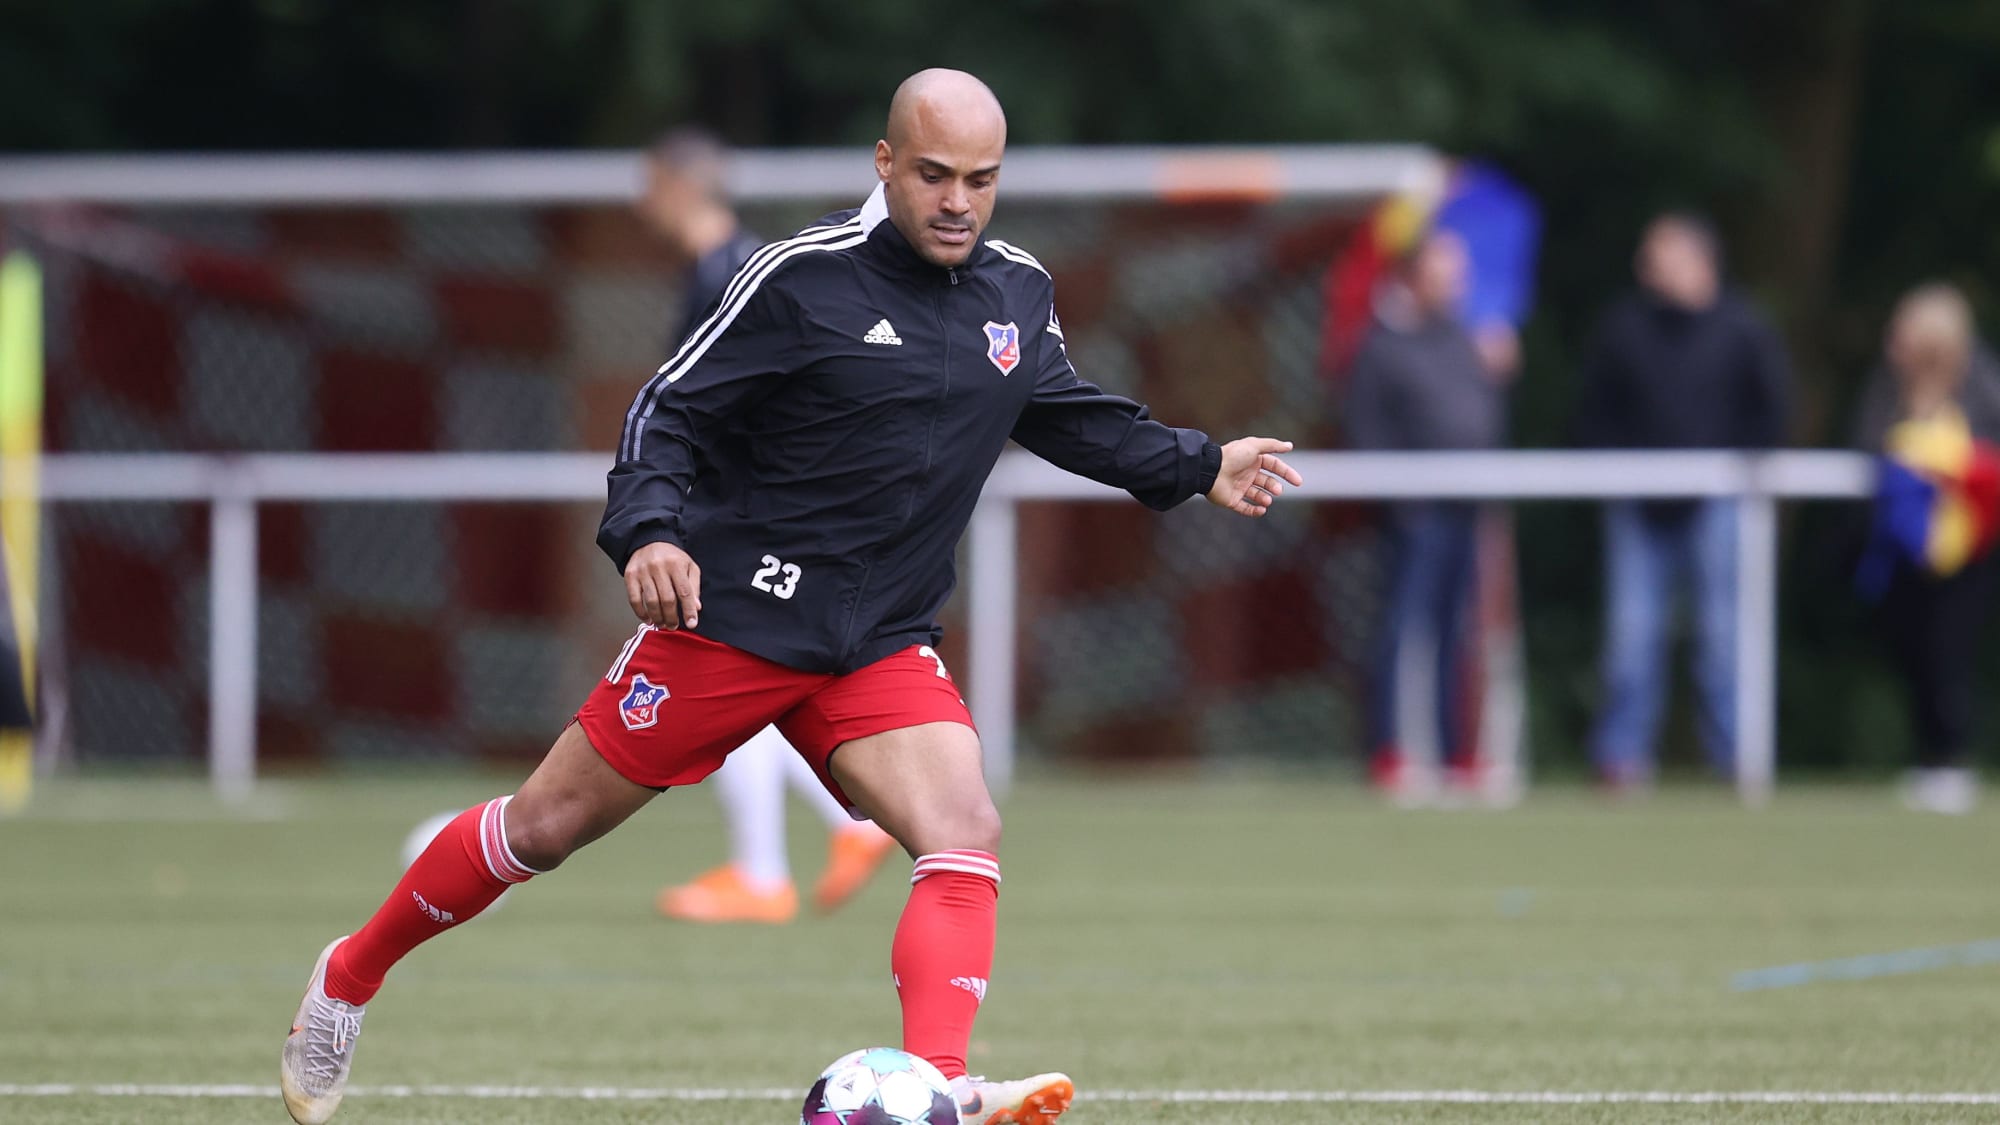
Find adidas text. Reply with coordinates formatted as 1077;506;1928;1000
412;891;455;924
949;975;988;1002
863;319;903;346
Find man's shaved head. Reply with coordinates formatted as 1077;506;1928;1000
886;69;1006;150
875;69;1007;268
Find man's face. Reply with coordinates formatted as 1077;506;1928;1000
1637;223;1718;310
1408;232;1469;315
875;114;1004;267
636;161;698;252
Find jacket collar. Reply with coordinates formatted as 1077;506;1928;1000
856;182;988;281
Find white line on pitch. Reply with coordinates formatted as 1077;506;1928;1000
3;1085;2000;1105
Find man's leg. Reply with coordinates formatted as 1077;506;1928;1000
330;722;657;1001
1687;498;1740;775
715;730;793;886
781;645;1068;1123
783;736;853;825
784;740;897;912
659;727;798;922
828;721;1069;1125
1591;501;1674;787
1367;505;1430;790
280;723;655;1125
1428;504;1481;768
831;722;1001;1076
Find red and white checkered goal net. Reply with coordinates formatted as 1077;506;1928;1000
17;194;1384;775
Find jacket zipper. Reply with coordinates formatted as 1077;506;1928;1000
841;271;958;664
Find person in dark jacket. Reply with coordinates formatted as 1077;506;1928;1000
636;127;769;347
279;69;1303;1125
637;127;899;926
1852;282;2000;814
1345;229;1508;796
1574;212;1791;789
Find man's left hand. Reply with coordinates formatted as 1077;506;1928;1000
1206;437;1304;517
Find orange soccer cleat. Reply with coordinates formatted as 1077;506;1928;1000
656;864;798;924
812;823;899;913
951;1073;1075;1125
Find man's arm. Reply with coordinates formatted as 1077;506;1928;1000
1571;309;1625;448
1008;300;1221;509
1740;313;1794;448
601;279;806;626
1341;333;1399;450
1010;294;1301;516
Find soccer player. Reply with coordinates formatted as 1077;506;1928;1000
281;68;1303;1125
638;126;897;922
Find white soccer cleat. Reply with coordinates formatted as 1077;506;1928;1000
950;1072;1075;1125
280;937;367;1125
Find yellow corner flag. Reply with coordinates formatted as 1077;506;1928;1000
0;249;44;815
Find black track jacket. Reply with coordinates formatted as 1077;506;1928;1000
600;185;1222;674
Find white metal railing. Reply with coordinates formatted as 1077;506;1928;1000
34;449;1874;803
0;145;1445;206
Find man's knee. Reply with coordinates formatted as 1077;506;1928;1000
502;792;592;872
508;777;655;871
502;723;656;871
958;795;1003;853
906;791;1002;856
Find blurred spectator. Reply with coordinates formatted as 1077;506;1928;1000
636;127;767;345
1851;283;2000;814
1345;229;1510;797
634;128;897;922
1574;212;1791;789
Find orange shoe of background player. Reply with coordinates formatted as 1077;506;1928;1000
656;864;797;924
811;824;899;913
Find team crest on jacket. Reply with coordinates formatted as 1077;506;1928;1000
619;673;669;730
983;321;1021;375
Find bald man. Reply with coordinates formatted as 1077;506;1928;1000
282;69;1303;1125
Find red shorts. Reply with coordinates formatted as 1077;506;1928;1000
573;627;974;810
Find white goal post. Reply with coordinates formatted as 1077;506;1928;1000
32;448;1870;804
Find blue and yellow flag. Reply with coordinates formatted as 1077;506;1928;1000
1858;407;2000;598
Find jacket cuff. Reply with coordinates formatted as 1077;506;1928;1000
607;520;684;574
628;525;683;561
1193;440;1222;500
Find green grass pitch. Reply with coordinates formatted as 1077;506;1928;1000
3;775;1998;1123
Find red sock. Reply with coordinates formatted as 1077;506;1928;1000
894;850;1000;1080
323;796;541;1005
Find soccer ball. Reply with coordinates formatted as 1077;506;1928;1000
800;1047;957;1125
403;809;510;912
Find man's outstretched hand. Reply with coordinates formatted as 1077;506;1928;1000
1206;437;1304;517
624;541;702;628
